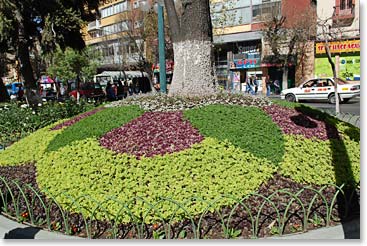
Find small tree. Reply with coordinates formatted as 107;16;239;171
317;18;340;113
47;47;100;82
262;4;317;88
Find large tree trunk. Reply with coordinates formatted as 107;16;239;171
169;40;216;95
164;0;217;96
0;78;10;102
15;9;42;106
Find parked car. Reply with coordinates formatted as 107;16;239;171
6;82;23;96
280;78;360;104
68;82;105;100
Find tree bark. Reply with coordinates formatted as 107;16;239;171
0;78;10;102
15;9;41;106
164;0;217;96
323;31;339;113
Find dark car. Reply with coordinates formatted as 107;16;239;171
68;82;105;100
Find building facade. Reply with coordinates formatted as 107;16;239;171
211;0;317;93
315;0;360;81
84;0;153;72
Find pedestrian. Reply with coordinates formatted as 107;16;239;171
253;76;258;94
113;82;118;98
246;76;255;95
266;75;272;97
273;79;280;95
17;84;24;101
106;82;116;101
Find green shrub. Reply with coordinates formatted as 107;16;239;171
47;105;145;152
279;135;360;186
37;137;275;223
0;100;95;147
184;105;284;165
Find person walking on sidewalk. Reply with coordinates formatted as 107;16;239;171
266;75;272;96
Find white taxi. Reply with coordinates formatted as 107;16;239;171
280;78;360;104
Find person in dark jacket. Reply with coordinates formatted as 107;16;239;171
106;82;116;101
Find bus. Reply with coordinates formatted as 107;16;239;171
94;71;149;87
94;70;152;94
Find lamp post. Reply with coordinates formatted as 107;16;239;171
140;0;167;93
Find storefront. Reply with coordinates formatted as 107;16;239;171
229;51;263;93
314;39;360;81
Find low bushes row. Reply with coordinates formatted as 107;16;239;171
0;100;95;148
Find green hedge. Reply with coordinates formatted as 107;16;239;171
47;105;145;152
0;100;95;147
37;137;275;223
184;105;284;165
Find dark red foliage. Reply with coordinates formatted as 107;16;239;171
99;111;204;158
262;105;339;140
51;107;105;130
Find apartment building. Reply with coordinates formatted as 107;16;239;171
84;0;152;71
211;0;317;92
315;0;360;81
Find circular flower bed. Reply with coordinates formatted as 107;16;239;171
0;94;360;239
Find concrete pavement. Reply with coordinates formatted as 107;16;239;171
0;214;359;240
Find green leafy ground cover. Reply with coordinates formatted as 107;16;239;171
184;105;284;165
47;105;144;152
0;100;360;225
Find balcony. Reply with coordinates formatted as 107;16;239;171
87;19;101;31
332;4;355;27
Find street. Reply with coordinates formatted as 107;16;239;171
301;97;360;115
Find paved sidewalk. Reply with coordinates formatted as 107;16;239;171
265;218;360;240
0;215;82;239
0;214;359;240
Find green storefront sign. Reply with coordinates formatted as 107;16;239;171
315;55;360;80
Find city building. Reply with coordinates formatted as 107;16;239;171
211;0;317;93
84;0;154;72
315;0;360;81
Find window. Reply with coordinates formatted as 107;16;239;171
100;1;128;18
347;0;353;8
252;0;281;21
340;0;346;9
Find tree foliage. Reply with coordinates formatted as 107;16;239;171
47;47;101;82
0;0;101;104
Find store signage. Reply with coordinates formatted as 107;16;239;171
316;40;360;54
231;58;261;69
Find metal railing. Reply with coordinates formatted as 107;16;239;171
0;176;359;239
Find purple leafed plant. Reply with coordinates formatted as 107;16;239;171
99;111;204;158
262;105;339;140
51;107;105;130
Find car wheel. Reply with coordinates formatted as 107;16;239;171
328;93;341;104
285;93;296;102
